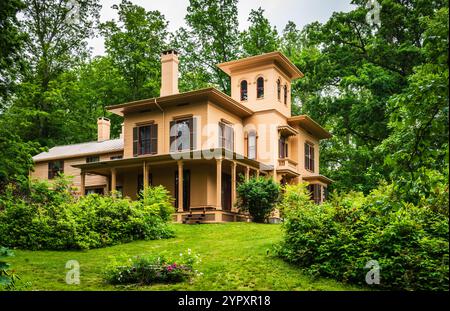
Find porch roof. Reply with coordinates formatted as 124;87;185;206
287;115;332;140
72;148;273;174
302;174;334;185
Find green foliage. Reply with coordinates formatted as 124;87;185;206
241;7;280;56
236;177;281;223
0;178;175;250
100;0;168;101
276;181;449;290
0;246;20;290
103;249;201;285
140;186;175;222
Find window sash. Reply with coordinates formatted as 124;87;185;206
48;161;64;179
138;124;157;155
248;132;256;159
240;80;248;101
257;77;264;98
305;143;315;172
170;118;195;152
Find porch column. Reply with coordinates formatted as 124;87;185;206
245;166;250;181
231;161;237;212
216;158;222;210
111;168;117;197
143;161;149;194
256;170;260;178
177;160;183;212
80;171;85;196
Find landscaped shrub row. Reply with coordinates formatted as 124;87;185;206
0;177;175;250
276;182;449;291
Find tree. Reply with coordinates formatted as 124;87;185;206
241;7;280;56
0;0;25;108
174;0;241;94
236;176;281;223
6;0;101;146
100;0;169;101
294;0;448;193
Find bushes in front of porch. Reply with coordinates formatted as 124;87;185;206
0;177;175;250
236;176;281;223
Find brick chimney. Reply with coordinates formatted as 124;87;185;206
97;117;111;142
160;49;179;96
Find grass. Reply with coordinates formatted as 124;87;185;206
7;223;361;291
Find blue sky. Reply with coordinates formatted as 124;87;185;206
88;0;355;56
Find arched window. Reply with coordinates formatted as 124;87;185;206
256;77;264;99
240;80;248;101
283;84;288;105
247;131;257;159
277;79;281;101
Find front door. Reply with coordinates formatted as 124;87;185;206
222;173;232;211
175;170;190;211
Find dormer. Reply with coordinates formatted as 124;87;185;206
217;51;304;118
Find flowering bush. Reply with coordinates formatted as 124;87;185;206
103;249;202;285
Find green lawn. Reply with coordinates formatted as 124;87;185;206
8;223;360;291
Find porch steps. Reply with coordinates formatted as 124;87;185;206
182;210;207;224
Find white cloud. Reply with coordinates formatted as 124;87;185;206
88;0;355;56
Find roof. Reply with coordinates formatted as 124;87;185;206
217;51;304;80
288;115;332;140
107;87;254;118
33;139;124;163
72;148;273;174
302;175;334;184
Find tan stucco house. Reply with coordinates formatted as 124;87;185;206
31;50;333;223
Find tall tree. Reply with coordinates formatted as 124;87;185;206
100;0;168;101
0;0;25;108
295;0;448;193
241;7;279;56
174;0;240;94
6;0;101;146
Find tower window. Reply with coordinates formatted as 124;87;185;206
240;80;248;101
277;79;281;101
256;77;264;99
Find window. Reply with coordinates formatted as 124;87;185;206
307;184;322;204
277;79;281;101
240;80;248;101
170;117;196;152
256;77;264;99
247;131;257;160
305;142;315;172
133;124;158;156
86;156;99;163
48;160;64;179
283;84;288;105
279;137;288;159
219;121;234;152
110;155;123;160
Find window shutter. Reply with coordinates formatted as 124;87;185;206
285;143;288;158
304;143;309;170
150;124;158;154
48;162;53;179
169;120;176;152
311;146;315;172
191;117;197;150
133;127;138;157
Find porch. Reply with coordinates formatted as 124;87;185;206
73;149;270;223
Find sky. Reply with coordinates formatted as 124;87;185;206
88;0;355;56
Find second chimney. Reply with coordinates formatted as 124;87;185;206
160;49;179;97
97;117;111;142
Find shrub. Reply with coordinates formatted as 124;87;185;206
0;246;20;290
0;178;175;250
236;176;281;223
276;182;449;291
103;249;201;285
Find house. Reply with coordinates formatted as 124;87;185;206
31;50;333;223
